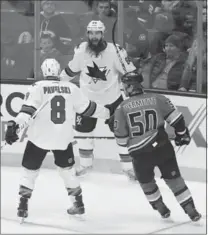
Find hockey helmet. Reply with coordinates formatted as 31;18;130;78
41;58;61;78
87;20;106;33
121;71;144;95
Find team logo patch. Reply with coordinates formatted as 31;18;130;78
76;115;82;125
86;62;109;84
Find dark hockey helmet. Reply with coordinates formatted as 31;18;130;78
121;71;144;95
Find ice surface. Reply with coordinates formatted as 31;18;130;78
1;166;207;234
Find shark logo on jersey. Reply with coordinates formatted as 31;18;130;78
86;62;108;84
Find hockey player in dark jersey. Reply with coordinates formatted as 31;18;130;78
112;71;201;221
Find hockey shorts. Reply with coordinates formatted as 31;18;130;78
131;141;181;183
22;141;75;170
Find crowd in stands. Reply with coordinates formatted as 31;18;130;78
1;0;207;94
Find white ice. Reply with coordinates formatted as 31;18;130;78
1;166;207;234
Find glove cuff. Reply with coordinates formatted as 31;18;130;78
175;128;186;135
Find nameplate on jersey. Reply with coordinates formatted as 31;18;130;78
43;86;71;94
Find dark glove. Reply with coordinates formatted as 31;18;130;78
105;115;115;133
105;104;114;117
5;120;19;145
175;127;191;146
104;104;115;133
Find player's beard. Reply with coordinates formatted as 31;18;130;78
88;38;107;57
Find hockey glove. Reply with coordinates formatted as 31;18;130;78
175;127;191;146
5;120;19;145
104;104;115;133
104;104;115;117
105;115;115;133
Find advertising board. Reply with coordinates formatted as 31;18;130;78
1;84;206;173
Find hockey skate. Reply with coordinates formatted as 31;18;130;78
154;200;171;219
75;165;93;177
67;201;85;220
67;201;85;215
184;203;201;222
17;197;28;223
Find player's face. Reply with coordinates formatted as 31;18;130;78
122;83;131;97
88;31;103;46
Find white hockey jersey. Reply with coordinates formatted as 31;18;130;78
64;42;136;104
15;80;110;150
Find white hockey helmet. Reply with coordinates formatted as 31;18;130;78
41;58;61;77
87;20;105;33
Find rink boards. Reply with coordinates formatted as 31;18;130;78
0;84;207;182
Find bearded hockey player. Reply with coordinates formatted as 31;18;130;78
113;71;201;221
4;58;111;221
60;20;136;178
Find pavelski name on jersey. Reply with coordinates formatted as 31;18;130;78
43;86;71;94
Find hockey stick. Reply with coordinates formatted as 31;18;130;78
1;97;51;150
112;18;128;74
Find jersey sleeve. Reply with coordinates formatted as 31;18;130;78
114;105;129;147
72;85;110;119
157;95;183;127
62;46;82;79
114;45;136;74
15;82;42;125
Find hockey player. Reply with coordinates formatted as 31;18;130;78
4;58;111;220
60;20;136;177
113;71;201;221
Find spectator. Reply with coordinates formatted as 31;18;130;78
125;0;162;29
79;0;117;43
179;23;207;93
1;36;17;79
15;31;34;79
40;0;72;54
124;8;149;63
148;34;187;90
18;31;33;44
93;0;117;17
40;31;64;69
148;0;176;55
171;0;197;34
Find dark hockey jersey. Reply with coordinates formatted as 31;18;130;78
114;93;182;153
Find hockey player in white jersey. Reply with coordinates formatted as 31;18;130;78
60;20;136;178
4;58;111;220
